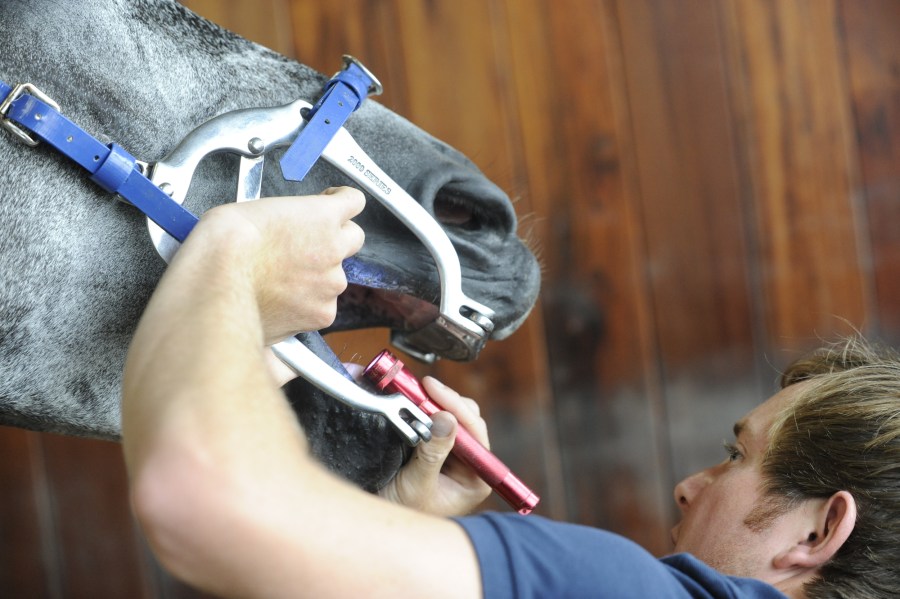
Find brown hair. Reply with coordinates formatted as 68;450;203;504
762;336;900;598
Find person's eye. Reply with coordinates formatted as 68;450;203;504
722;441;743;463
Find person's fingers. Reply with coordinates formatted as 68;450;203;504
341;219;365;258
400;412;458;495
461;396;481;418
322;186;366;220
421;411;457;458
342;362;364;381
422;377;490;450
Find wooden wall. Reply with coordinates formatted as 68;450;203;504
3;0;900;595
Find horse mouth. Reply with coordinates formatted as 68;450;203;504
334;283;495;362
334;284;441;334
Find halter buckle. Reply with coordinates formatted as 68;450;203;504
0;83;60;147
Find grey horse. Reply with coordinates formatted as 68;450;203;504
0;0;540;491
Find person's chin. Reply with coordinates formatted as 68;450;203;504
670;525;681;549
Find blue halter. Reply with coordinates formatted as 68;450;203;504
0;58;378;242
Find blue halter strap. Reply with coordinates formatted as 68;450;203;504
0;80;199;241
280;56;382;182
0;57;380;241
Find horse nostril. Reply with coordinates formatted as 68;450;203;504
433;186;509;232
434;196;477;229
431;181;516;235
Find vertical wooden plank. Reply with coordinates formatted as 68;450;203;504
181;0;296;57
724;0;870;352
616;0;765;498
288;1;410;112
501;0;672;552
618;0;757;375
839;0;900;340
39;435;153;598
0;427;54;597
403;0;562;521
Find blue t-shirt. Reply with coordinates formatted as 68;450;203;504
455;513;787;598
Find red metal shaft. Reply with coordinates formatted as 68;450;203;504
364;350;540;515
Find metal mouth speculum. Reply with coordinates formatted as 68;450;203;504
142;70;495;444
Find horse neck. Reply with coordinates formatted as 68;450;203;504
5;0;207;35
2;0;325;160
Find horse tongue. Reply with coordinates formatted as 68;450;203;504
342;256;439;298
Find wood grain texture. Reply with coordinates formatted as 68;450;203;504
840;0;900;340
3;0;900;594
725;0;869;351
0;428;53;595
182;0;295;57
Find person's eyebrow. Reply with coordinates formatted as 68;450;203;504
733;419;747;439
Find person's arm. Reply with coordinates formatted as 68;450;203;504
121;188;483;599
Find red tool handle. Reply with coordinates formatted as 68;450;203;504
364;350;540;515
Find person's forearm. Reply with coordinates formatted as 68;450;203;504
122;214;298;469
121;217;313;594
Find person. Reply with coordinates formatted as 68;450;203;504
121;187;899;598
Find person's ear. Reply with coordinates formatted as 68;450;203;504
773;491;856;570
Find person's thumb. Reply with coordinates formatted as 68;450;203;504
407;411;457;481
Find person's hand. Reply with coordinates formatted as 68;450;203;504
186;187;365;345
378;376;492;517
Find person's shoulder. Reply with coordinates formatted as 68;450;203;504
662;553;788;599
458;511;644;552
457;513;787;598
456;513;697;598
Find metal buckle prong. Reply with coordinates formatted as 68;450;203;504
0;83;61;147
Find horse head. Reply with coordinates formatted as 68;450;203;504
0;0;540;491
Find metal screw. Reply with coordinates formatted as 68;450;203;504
248;137;265;155
159;183;174;197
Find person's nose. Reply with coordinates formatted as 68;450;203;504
673;468;713;513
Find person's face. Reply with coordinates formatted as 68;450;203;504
670;383;807;578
